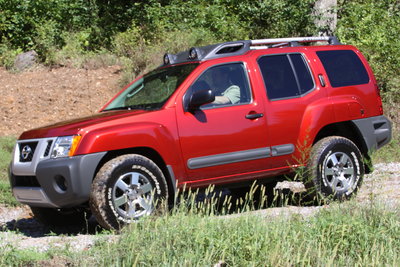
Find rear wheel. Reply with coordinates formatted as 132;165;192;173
90;154;168;230
307;136;364;201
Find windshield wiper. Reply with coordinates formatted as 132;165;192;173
103;104;160;112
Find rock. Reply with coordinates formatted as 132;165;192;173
214;261;227;267
274;181;306;194
274;181;307;206
13;50;38;71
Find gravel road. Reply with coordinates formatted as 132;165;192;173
1;163;399;253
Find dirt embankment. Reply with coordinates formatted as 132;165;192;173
0;66;122;137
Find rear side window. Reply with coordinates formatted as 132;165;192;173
317;50;369;87
258;54;314;100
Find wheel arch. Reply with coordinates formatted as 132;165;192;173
313;121;372;173
94;147;176;201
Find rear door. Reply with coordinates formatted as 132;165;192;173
255;51;324;169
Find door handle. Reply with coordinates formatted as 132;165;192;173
245;113;264;120
318;74;326;87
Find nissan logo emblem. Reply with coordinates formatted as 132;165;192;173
21;145;32;160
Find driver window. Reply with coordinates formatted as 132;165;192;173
189;63;251;108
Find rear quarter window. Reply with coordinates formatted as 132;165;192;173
316;50;369;87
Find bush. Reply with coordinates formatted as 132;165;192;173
113;26;217;85
0;0;316;69
336;0;400;103
0;41;22;70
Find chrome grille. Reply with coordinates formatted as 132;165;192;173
43;140;53;157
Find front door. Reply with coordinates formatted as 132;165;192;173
176;62;269;181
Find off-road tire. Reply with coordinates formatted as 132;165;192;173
89;154;168;230
30;207;90;226
307;136;364;202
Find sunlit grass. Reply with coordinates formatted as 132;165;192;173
0;136;18;206
79;193;399;267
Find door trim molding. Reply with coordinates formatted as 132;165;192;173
187;144;295;170
187;147;271;170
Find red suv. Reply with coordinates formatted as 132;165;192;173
9;36;392;230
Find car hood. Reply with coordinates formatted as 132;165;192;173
19;110;150;140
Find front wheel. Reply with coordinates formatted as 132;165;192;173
90;154;168;230
307;136;364;201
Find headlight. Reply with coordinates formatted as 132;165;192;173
51;135;81;158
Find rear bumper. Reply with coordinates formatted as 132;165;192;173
352;115;392;153
9;152;106;208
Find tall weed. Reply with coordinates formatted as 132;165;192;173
80;195;399;266
0;136;17;206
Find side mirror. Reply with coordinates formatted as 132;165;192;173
188;89;215;112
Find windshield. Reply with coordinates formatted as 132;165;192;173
103;63;199;111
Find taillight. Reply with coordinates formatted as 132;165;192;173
375;84;384;115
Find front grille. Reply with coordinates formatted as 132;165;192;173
43;140;53;157
14;175;41;187
19;142;38;162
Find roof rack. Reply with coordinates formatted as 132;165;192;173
250;36;340;46
162;36;341;66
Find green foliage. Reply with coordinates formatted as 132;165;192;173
224;0;316;39
0;0;95;49
336;0;400;103
0;136;18;206
0;0;316;71
0;41;22;70
0;0;398;107
113;26;217;85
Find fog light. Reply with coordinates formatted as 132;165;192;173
163;53;170;65
189;47;198;59
54;175;67;192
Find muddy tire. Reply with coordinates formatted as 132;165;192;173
30;207;90;226
307;136;364;201
89;154;168;230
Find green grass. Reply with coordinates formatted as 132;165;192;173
0;247;48;267
0;136;18;206
372;103;399;163
71;200;399;266
372;132;400;163
1;200;399;267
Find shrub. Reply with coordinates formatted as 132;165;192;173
113;26;217;85
336;0;400;103
0;41;22;70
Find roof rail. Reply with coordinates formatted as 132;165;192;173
250;36;340;46
162;36;341;66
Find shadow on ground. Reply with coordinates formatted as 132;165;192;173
0;216;104;237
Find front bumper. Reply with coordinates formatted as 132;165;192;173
9;151;106;208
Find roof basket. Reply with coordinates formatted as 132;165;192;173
162;36;341;66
